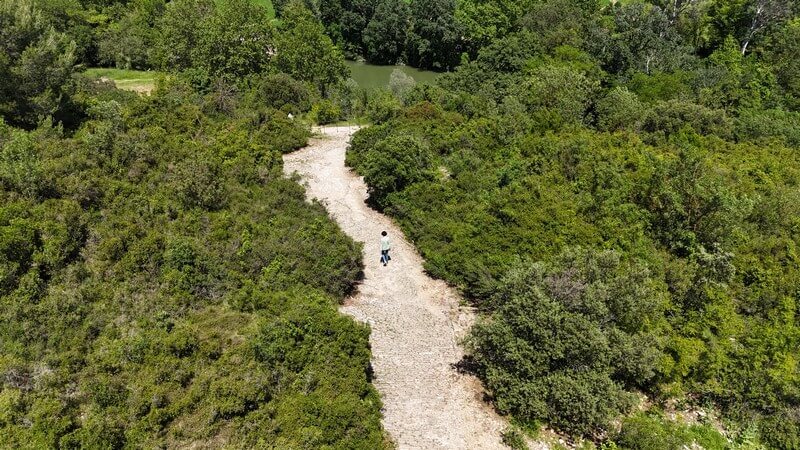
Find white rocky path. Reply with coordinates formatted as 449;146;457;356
283;126;509;449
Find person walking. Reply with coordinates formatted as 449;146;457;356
380;231;392;266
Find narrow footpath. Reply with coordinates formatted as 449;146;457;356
283;126;508;449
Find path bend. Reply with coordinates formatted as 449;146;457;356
283;126;508;449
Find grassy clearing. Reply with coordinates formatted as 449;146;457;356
249;0;275;18
216;0;275;18
84;68;161;94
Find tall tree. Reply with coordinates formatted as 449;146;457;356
705;0;794;54
703;36;779;110
340;0;378;56
194;0;275;79
274;1;348;92
407;0;463;70
154;0;275;79
363;0;410;64
455;0;533;53
0;0;77;128
152;0;213;71
610;3;691;74
739;0;794;54
312;0;378;57
98;0;165;69
763;19;800;108
520;0;590;50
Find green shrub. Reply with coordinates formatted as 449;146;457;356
254;109;310;154
468;248;664;436
759;410;800;450
0;211;37;295
246;291;384;448
366;89;403;124
0;130;44;198
311;99;342;124
251;73;316;113
735;108;800;147
85;375;128;408
59;413;125;449
360;133;435;208
596;87;647;132
33;199;87;272
0;80;383;448
615;412;728;450
171;155;227;210
501;427;529;450
345;123;394;170
642;100;732;140
520;65;600;126
626;71;694;104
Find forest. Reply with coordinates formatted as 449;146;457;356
1;0;799;448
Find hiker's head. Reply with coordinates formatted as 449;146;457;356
381;231;387;236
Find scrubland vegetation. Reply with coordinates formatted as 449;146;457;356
3;0;800;447
345;0;800;447
0;0;385;447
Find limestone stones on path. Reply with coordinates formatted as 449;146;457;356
283;126;509;450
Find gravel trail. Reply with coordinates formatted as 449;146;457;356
283;126;508;449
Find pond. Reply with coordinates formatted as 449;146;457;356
345;60;441;89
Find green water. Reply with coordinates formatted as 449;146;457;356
345;60;441;89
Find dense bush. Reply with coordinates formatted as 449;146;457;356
273;1;349;93
248;72;317;113
468;249;664;435
0;0;78;128
347;12;800;438
310;99;343;124
520;65;600;126
364;89;403;124
0;79;383;448
356;133;435;208
0;129;45;198
642;100;732;140
735;108;800;146
759;409;800;450
152;0;275;79
596;87;646;132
